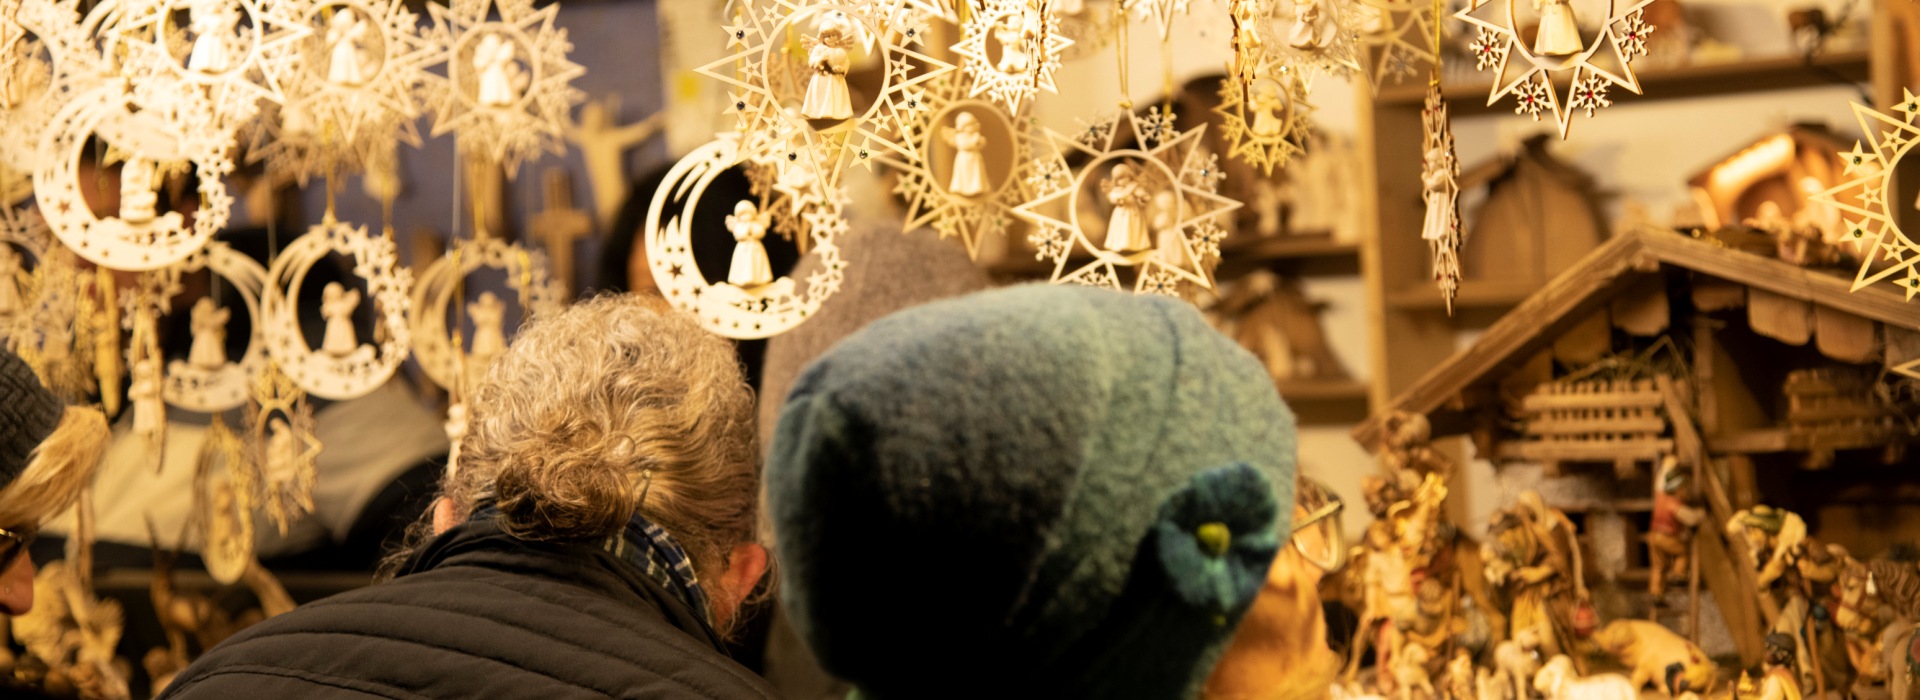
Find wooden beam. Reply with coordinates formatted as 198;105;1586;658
1638;233;1919;331
1353;233;1658;450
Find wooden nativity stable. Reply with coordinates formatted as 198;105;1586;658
1352;228;1920;667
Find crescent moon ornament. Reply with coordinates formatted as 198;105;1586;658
33;84;234;271
162;243;270;412
260;216;413;400
407;236;562;392
645;135;847;340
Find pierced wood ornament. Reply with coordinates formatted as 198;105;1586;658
124;281;172;470
876;73;1033;259
33;84;234;270
1012;109;1241;296
421;0;585;174
1351;0;1437;89
0;202;53;337
1811;91;1920;302
1214;70;1313;176
246;359;319;535
1421;84;1461;313
261;216;413;400
0;0;103;174
1266;0;1363;82
699;0;955;190
115;0;314;131
247;0;434;185
162;243;269;412
1456;0;1654;138
1127;0;1191;41
950;0;1072;112
194;414;255;585
645;135;848;340
407;236;561;392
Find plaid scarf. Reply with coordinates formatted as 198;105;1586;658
471;503;716;636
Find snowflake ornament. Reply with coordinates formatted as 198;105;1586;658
1213;70;1313;176
421;0;585;174
1455;0;1655;138
950;0;1071;112
875;73;1035;260
1811;91;1920;301
696;0;955;191
1011;109;1242;296
645;135;849;340
247;0;434;185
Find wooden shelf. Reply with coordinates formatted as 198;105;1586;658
1707;427;1916;455
1377;51;1872;115
1386;278;1541;311
1278;378;1371;424
1214;233;1362;280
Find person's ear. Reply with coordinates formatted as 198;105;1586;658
716;542;769;628
432;497;460;535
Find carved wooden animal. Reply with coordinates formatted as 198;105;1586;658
1446;649;1478;700
1533;655;1636;700
1868;559;1920;700
1495;630;1544;700
1394;642;1437;700
1587;619;1715;692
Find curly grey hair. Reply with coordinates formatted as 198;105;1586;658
421;294;761;613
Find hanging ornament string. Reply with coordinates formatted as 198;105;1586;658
1114;0;1131;109
1431;0;1443;85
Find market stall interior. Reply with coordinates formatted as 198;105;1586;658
2;0;1920;697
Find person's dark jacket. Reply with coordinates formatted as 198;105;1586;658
158;516;782;699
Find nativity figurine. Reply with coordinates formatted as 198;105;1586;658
1647;458;1703;599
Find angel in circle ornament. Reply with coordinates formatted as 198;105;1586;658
319;282;362;357
473;33;524;107
1533;0;1583;56
1422;144;1456;242
188;298;230;370
1102;164;1153;253
726;201;774;289
802;13;855;120
946;112;988;197
265;416;298;482
326;9;372;86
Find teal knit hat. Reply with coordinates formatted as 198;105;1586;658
766;284;1298;699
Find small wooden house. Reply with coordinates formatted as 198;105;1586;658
1353;228;1920;665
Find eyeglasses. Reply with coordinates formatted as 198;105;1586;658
1290;477;1346;573
0;525;37;572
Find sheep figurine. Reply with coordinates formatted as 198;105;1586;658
1533;655;1637;700
1493;629;1543;700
